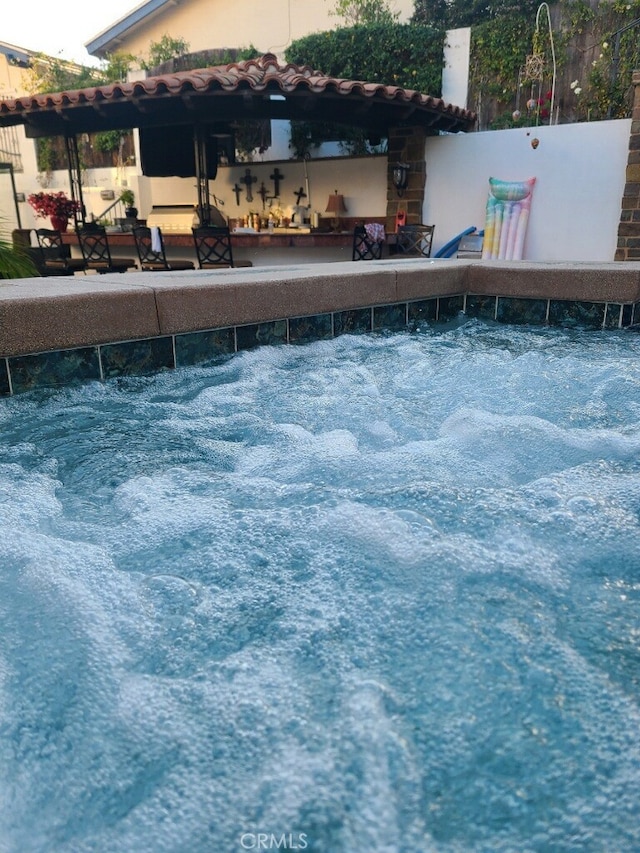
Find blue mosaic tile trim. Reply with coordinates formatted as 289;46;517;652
0;359;11;396
465;295;497;321
4;294;640;396
373;303;406;331
289;314;333;344
236;320;288;350
334;308;372;335
497;297;548;325
408;299;437;326
438;295;465;322
549;299;606;330
8;346;101;394
175;327;235;366
100;336;174;378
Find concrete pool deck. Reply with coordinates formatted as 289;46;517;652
2;258;640;395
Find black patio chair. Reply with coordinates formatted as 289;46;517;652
132;226;195;271
34;228;88;276
395;224;435;258
77;225;137;274
352;224;384;261
192;226;253;269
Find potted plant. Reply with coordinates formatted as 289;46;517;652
27;191;81;232
119;189;137;218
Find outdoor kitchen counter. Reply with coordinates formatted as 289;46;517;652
62;230;355;248
62;229;360;266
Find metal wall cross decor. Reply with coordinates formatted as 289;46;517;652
258;182;269;209
294;186;307;205
240;168;257;202
233;183;243;205
270;167;284;197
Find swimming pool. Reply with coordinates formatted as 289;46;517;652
1;321;639;852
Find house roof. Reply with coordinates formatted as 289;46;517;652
0;41;31;68
0;54;476;139
85;0;172;59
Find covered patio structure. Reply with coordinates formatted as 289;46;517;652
0;53;476;230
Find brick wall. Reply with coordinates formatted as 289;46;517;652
616;70;640;261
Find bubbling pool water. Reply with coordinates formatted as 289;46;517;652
1;321;639;852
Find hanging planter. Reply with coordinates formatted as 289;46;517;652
523;53;545;83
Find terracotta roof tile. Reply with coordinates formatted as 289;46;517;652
0;53;476;134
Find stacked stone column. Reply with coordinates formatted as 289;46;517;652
385;126;429;233
616;70;640;261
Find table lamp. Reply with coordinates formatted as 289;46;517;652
325;190;347;232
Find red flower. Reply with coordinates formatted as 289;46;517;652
27;191;81;220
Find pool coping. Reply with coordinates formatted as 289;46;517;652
2;259;640;395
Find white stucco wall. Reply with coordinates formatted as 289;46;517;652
143;154;388;225
441;27;470;110
424;119;631;262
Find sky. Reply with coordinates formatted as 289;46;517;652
4;0;143;66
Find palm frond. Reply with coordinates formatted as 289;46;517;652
0;227;39;280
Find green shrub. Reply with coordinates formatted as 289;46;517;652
286;23;445;94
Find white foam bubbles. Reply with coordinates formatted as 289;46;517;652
2;324;640;850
